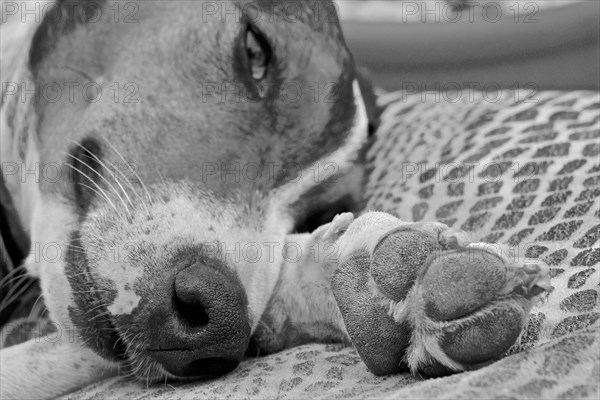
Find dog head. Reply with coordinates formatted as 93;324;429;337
1;0;371;380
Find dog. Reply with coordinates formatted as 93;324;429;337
0;1;551;398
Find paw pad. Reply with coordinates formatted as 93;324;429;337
421;247;508;321
372;229;440;302
330;213;553;377
439;306;523;365
332;252;412;375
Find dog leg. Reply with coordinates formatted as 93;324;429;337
251;215;356;354
255;211;550;376
0;337;117;399
329;212;553;376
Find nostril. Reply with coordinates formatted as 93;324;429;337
173;263;212;328
172;292;209;328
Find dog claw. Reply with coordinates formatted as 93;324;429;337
313;212;355;243
324;213;355;241
507;261;554;299
330;212;551;376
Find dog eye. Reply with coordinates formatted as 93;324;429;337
245;27;270;81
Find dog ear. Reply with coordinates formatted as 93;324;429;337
29;0;104;72
355;66;382;138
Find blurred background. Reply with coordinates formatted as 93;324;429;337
336;0;600;91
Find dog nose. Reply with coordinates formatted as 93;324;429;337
147;261;251;378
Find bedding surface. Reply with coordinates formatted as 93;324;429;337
58;89;600;399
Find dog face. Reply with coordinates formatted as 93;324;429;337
3;0;369;380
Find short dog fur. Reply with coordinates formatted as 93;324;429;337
0;1;550;398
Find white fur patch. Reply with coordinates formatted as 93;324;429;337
402;285;465;373
27;199;78;327
387;298;410;323
106;285;142;316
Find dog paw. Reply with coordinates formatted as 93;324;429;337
330;212;552;376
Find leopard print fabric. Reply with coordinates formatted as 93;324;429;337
368;90;599;353
64;90;600;399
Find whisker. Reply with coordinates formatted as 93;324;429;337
156;168;167;188
63;155;111;199
64;163;120;214
87;303;111;314
0;274;29;293
26;294;45;323
71;141;135;211
0;264;28;287
69;289;110;294
66;153;131;217
64;244;117;264
0;279;35;313
102;138;152;206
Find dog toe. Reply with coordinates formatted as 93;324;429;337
371;228;439;302
406;246;552;375
330;214;552;376
332;251;412;375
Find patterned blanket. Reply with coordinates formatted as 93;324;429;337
53;89;599;399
